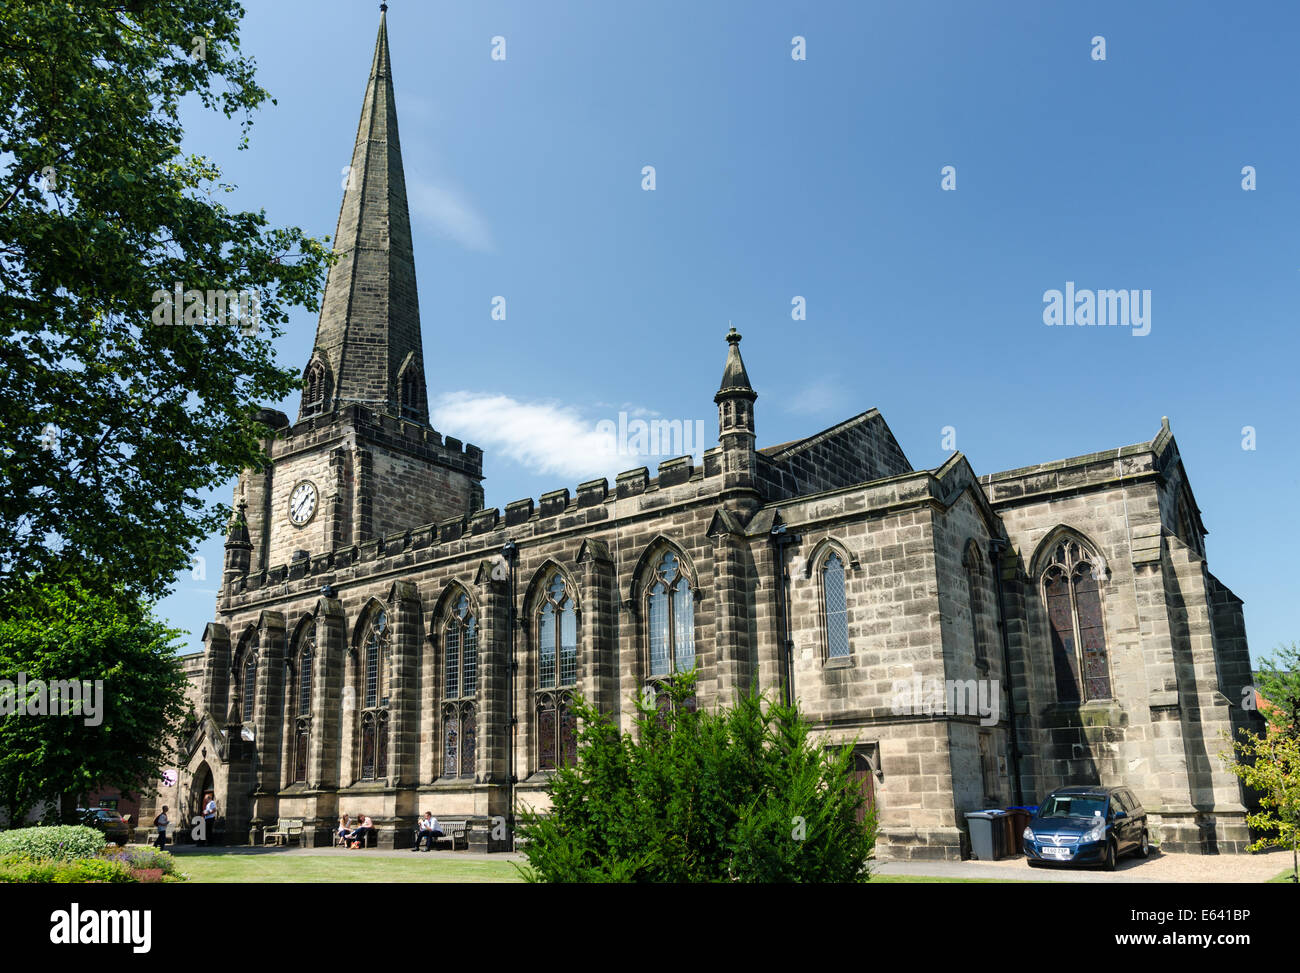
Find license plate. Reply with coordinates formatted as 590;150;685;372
1041;847;1072;860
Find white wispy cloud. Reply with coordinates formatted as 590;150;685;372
407;178;493;252
431;392;710;480
432;392;620;479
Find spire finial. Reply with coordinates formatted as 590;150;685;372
726;324;741;344
380;2;388;11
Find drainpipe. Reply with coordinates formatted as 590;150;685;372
501;539;518;851
989;538;1024;805
770;524;799;707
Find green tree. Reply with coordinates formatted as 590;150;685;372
1225;727;1300;883
0;581;191;824
1254;642;1300;738
0;0;330;605
517;674;877;882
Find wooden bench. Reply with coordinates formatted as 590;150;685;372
335;827;376;848
263;818;304;846
432;819;468;851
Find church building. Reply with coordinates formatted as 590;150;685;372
145;10;1260;859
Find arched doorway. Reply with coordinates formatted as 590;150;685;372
189;763;214;844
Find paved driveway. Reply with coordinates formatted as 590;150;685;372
875;847;1293;882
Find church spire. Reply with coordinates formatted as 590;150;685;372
299;6;429;425
714;327;758;496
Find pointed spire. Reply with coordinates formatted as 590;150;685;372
301;7;429;424
715;327;756;403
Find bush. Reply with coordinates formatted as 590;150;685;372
517;675;877;882
101;845;176;875
0;850;139;883
51;857;133;884
0;825;106;862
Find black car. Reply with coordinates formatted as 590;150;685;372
1022;786;1149;870
79;807;132;846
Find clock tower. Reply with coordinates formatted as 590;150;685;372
226;9;484;581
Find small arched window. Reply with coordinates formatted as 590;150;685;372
646;551;694;677
822;552;850;660
963;542;989;669
1042;537;1111;702
400;365;425;420
302;359;328;417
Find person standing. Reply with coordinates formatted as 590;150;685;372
153;806;169;850
202;794;217;846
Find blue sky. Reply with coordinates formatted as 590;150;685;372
159;0;1298;664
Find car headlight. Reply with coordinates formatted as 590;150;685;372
1085;822;1106;842
1022;827;1034;841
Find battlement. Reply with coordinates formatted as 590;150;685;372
276;403;483;478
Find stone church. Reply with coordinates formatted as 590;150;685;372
144;11;1261;858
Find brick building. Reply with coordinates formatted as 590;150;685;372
142;11;1260;858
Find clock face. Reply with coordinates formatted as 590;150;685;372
288;480;318;527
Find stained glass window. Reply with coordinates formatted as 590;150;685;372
443;709;459;778
1041;537;1111;702
537;692;576;771
461;705;476;779
646;551;693;677
293;719;309;784
538;572;576;690
358;609;389;782
365;610;386;710
242;652;257;723
823;553;849;659
298;634;313;717
441;596;478;780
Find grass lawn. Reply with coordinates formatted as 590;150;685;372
1268;868;1298;884
176;852;526;883
171;852;1036;883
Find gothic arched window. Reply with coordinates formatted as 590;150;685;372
536;571;578;771
302;359;328;417
241;651;257;724
822;552;850;660
400;365;425;420
646;551;694;677
293;629;313;784
442;594;478;780
358;609;390;781
1042;537;1112;703
963;542;989;669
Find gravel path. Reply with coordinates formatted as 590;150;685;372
875;848;1294;883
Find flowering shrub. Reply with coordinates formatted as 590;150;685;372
101;845;176;875
0;825;106;862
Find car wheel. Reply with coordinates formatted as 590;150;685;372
1137;829;1150;859
1103;839;1117;871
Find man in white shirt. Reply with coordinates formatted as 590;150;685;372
411;811;444;852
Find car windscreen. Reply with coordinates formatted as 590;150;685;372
1039;794;1106;818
